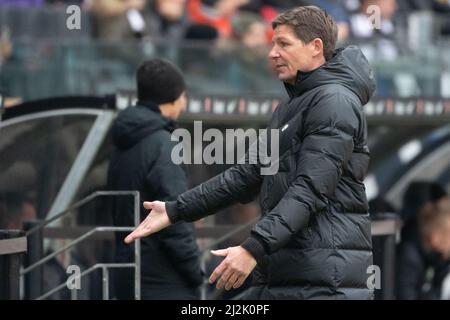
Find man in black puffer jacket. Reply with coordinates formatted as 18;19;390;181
125;6;376;300
108;59;204;299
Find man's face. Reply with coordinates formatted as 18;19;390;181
431;218;450;260
171;91;187;119
269;24;316;85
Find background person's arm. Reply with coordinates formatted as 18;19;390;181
144;140;204;286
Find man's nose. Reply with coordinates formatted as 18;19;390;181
269;46;280;59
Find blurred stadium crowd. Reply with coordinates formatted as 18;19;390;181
1;0;450;101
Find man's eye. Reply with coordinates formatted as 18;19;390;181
279;42;288;48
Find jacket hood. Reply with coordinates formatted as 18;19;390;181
112;103;176;150
285;45;376;105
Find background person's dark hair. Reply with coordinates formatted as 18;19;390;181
136;58;186;105
271;6;338;61
401;181;448;223
0;192;31;229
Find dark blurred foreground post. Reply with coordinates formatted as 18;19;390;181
0;230;27;299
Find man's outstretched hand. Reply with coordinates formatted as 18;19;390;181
209;246;257;291
124;201;170;244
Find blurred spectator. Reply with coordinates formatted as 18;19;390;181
0;193;74;299
348;0;402;61
0;27;12;68
0;0;44;6
148;0;189;41
419;199;450;260
313;0;351;42
187;0;251;38
184;23;219;40
90;0;150;40
46;0;84;6
0;192;36;229
262;0;308;10
431;0;450;37
91;0;190;42
416;199;450;299
232;11;269;48
396;181;450;299
207;11;275;93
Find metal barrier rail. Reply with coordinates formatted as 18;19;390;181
21;191;141;300
36;263;135;300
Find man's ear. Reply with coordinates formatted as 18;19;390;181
311;38;324;58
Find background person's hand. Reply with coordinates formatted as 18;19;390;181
209;246;257;291
124;201;170;244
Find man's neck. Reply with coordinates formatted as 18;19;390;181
159;104;174;119
288;58;326;86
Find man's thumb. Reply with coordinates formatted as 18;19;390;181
210;248;229;257
143;201;153;210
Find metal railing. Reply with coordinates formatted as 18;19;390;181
17;190;402;300
20;191;141;300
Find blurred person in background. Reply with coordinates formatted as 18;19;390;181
396;181;450;299
431;0;450;36
0;193;70;299
348;0;402;61
212;11;274;92
417;200;450;299
148;0;189;41
313;0;351;42
0;192;36;230
108;59;204;300
187;0;251;38
90;0;150;40
0;0;44;6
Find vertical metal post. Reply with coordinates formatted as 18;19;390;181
200;253;208;300
0;230;27;300
382;233;396;300
23;220;44;300
102;266;109;300
133;192;141;300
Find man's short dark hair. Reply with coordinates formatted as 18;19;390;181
137;58;186;105
272;6;338;61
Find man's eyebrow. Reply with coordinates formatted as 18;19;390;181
272;36;290;43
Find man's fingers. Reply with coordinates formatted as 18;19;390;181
225;273;238;291
124;219;152;244
143;201;153;210
124;234;134;244
216;268;232;290
210;248;228;257
209;260;227;284
233;275;246;289
124;228;143;244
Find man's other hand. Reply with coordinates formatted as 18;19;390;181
209;246;257;291
124;201;170;244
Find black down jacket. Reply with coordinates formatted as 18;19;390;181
108;103;204;299
166;46;376;299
